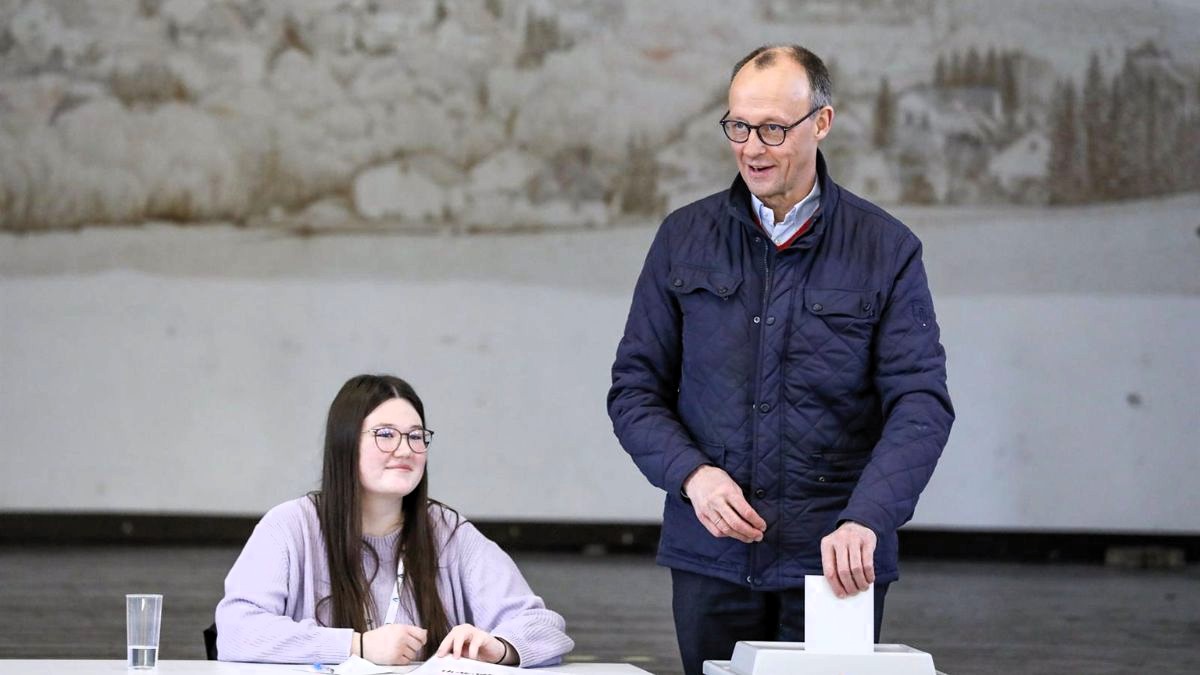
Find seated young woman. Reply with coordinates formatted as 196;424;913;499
215;374;574;667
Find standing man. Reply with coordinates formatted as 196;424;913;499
607;45;954;674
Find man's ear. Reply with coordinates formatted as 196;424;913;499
814;106;835;140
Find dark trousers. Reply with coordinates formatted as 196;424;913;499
671;568;890;675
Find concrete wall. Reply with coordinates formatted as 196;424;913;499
4;194;1198;531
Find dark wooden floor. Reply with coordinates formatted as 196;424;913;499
0;546;1197;674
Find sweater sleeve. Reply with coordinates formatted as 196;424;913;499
214;504;354;663
449;522;574;667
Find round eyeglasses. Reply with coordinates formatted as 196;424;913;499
719;107;821;146
362;426;435;454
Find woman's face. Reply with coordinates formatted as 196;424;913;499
358;397;428;500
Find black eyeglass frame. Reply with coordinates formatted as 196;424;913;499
362;426;435;454
719;106;823;146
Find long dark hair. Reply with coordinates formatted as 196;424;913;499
311;374;453;659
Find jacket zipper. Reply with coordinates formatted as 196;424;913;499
747;234;773;586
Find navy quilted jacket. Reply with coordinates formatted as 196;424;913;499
608;152;953;589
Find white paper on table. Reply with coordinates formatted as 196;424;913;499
330;654;409;675
803;574;874;654
407;656;522;675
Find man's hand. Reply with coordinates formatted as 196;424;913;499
683;465;766;543
820;521;877;597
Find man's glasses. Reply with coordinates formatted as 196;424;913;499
362;426;435;454
719;107;821;146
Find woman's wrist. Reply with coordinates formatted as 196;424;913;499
492;637;513;665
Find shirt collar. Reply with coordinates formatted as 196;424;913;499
750;179;821;231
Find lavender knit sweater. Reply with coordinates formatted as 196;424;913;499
215;496;573;667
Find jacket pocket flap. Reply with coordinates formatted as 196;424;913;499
668;265;742;298
804;288;879;318
821;449;871;470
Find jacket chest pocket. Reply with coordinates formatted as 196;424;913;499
802;287;879;341
668;265;744;330
668;264;752;451
668;265;742;306
788;287;880;382
669;265;746;366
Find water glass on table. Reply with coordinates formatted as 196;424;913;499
126;594;162;669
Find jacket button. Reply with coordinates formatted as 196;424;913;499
755;488;765;498
818;476;827;482
765;316;776;325
746;575;753;584
863;303;872;311
672;278;683;287
812;303;823;312
753;316;761;324
718;286;728;294
758;403;771;413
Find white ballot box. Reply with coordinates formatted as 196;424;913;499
702;576;940;675
702;641;939;675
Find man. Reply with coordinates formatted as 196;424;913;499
607;45;954;674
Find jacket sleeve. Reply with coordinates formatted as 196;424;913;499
838;234;955;535
606;219;711;498
215;508;353;663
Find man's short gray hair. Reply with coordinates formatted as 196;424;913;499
731;44;833;110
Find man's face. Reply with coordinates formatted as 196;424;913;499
727;60;831;214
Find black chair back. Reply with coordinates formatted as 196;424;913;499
203;623;218;660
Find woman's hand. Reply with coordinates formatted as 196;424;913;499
359;624;428;665
435;623;512;664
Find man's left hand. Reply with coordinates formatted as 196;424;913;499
820;521;877;598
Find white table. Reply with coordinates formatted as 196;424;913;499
0;662;654;675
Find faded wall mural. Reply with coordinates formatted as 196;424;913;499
3;0;1199;529
3;0;1198;233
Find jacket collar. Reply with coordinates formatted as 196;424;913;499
726;149;838;250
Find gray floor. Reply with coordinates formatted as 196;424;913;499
0;546;1196;674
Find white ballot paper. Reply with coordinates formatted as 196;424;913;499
331;655;402;675
326;655;520;675
803;574;874;654
407;656;522;675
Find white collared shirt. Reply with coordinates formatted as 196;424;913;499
750;180;821;247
